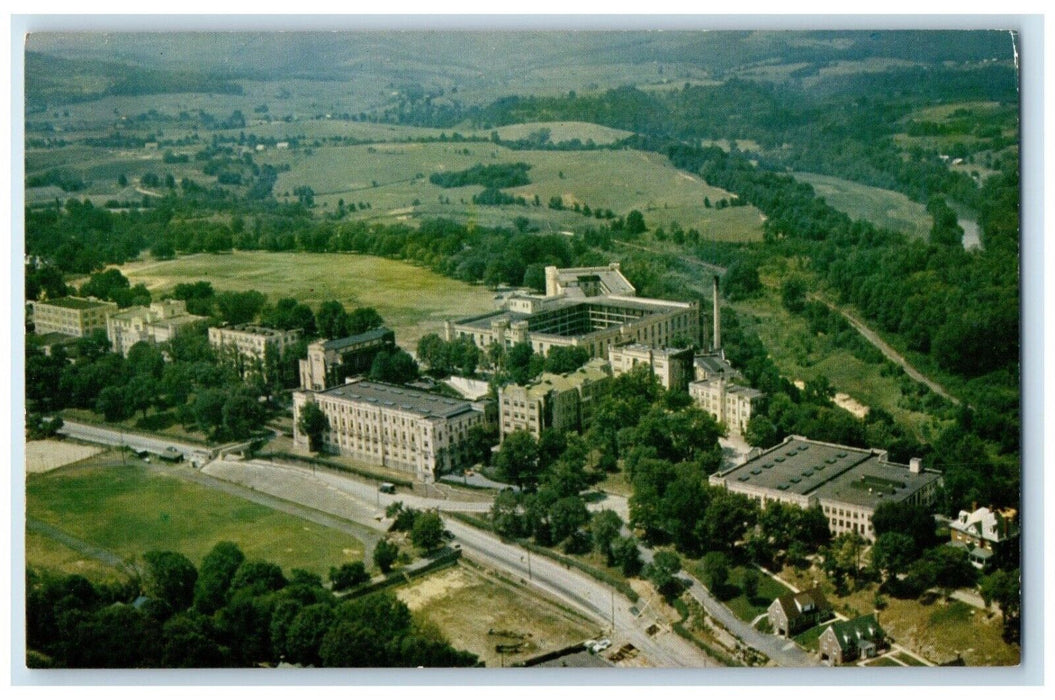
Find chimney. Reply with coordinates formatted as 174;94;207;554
909;457;921;474
713;275;721;351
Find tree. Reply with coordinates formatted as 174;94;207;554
142;550;198;614
722;261;762;300
780;276;808;314
229;560;287;598
373;539;399;574
411;511;445;552
298;402;329;453
870;532;916;585
610;536;643;577
494;430;541;490
330;562;370;592
702;551;730;594
316;300;350;339
215;290;267;325
591;510;624;559
625;209;647;234
368;348;419;384
979;568;1020;643
647;550;683;600
194;541;245;615
741;568;761;602
347;307;384;335
285;603;335;666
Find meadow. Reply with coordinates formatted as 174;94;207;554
271;140;765;241
26;462;366;578
792;171;931;241
119;250;498;347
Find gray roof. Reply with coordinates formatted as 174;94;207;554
454;296;688;334
34;296;113;310
322;327;394;351
319;380;475;419
715;436;940;510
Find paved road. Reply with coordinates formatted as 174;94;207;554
201;457;715;667
58;420;213;464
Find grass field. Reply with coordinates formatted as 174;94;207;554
689;562;795;624
792;171;931;240
270;140;764;240
26;463;365;578
25;530;127;583
118;250;497;347
396;562;595;667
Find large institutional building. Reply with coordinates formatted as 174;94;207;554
497;358;611;439
292;379;488;483
689;350;764;436
608;343;693;391
445;264;700;359
208;324;302;380
106;300;207;357
29;296;118;338
709;435;942;541
299;327;396;390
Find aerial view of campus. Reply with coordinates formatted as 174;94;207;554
21;29;1021;671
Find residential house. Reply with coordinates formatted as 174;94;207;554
818;614;886;665
767;587;832;638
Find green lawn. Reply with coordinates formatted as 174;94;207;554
26;463;365;578
793;622;829;652
689;561;794;624
863;656;903;667
893;651;928;667
119;250;497;347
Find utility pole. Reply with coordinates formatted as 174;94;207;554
611;588;615;631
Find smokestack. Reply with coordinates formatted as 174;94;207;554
713;275;721;351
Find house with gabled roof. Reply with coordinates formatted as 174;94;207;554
948;506;1019;569
767;587;832;638
818;613;886;665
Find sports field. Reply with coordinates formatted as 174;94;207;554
26;463;366;578
119;251;497;347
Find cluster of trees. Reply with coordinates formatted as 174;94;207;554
428;162;531;189
26;541;477;668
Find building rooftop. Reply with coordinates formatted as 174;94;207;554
713;436;940;510
35;296;113;310
694;352;742;380
215;324;299;337
320;327;394;351
950;506;1019;543
691;377;764;399
825;614;884;650
455;296;690;335
550;264;636;298
775;587;830;620
319;379;476;420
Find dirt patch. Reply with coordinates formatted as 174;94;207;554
397;566;476;610
25;440;104;473
833;392;870;418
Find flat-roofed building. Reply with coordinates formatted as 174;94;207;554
30;296;118;338
106;300;207;357
709;435;942;541
608;343;694;391
689;377;764;436
498;358;611;440
545;263;636;299
209;324;301;380
299;327;396;390
447;295;699;360
292;379;488;483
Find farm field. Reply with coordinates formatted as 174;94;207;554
271;140;764;241
25;439;103;474
26;462;366;578
118;250;497;347
396;562;596;668
792;171;931;241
